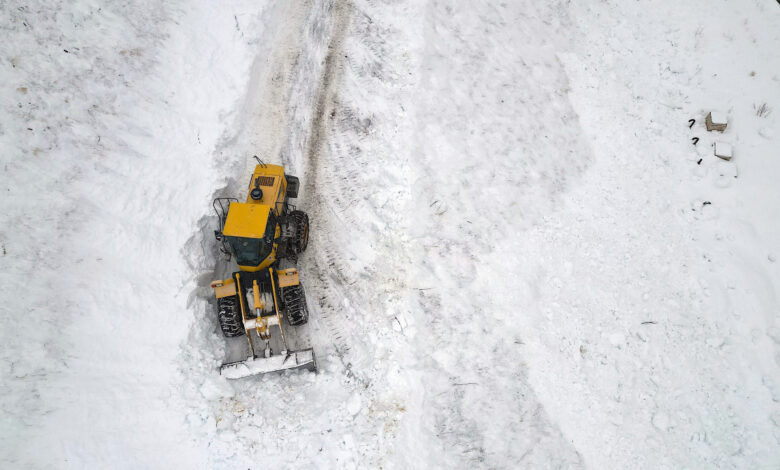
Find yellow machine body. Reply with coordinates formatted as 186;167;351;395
244;163;288;209
223;204;270;239
209;162;314;378
220;164;289;272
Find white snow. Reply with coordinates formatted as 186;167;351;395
2;0;780;469
220;349;316;380
710;111;728;125
0;1;273;467
715;141;734;160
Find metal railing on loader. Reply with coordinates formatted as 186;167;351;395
213;197;238;260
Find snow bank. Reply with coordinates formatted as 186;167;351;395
0;1;271;467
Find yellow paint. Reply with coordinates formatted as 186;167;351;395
269;268;287;347
235;274;255;355
245;164;288;215
211;278;237;299
251;280;270;339
252;280;263;312
238;263;262;272
210;165;303;356
222;164;296;272
222;203;271;238
252;281;271;340
277;269;300;288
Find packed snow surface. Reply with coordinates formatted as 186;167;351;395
1;0;779;469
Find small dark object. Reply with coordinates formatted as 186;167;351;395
289;210;309;253
250;174;264;200
641;321;657;325
703;201;711;206
285;174;300;198
697;158;703;165
63;49;69;53
688;119;696;128
692;137;699;145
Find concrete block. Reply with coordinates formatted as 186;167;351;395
715;141;733;160
706;112;727;132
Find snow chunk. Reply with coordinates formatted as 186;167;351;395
200;378;233;401
714;142;733;160
709;111;727;125
220;350;316;379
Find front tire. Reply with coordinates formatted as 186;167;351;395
216;295;244;337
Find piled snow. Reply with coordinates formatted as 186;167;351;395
0;1;272;467
715;141;733;160
2;0;779;468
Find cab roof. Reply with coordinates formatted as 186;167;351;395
223;202;271;238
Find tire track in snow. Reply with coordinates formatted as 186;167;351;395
399;1;590;466
296;0;358;367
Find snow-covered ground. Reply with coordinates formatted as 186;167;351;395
1;0;779;468
0;1;274;467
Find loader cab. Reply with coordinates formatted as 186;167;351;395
222;203;278;271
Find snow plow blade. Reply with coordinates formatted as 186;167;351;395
220;348;316;379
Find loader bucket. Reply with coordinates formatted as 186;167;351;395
220;348;316;379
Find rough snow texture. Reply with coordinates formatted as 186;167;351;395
710;111;728;125
0;1;272;467
2;0;780;469
715;141;734;160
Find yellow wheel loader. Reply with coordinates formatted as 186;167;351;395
210;158;315;378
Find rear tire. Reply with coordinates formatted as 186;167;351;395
281;284;309;326
216;295;244;337
290;210;309;254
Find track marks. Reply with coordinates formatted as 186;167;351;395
295;0;360;366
